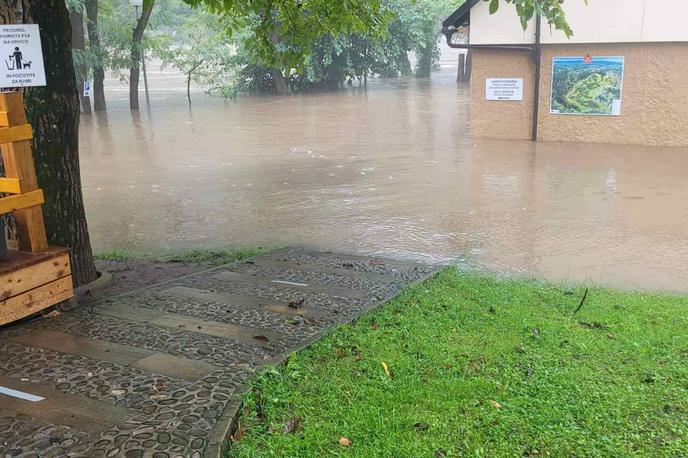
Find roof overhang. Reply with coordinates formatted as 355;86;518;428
442;0;480;28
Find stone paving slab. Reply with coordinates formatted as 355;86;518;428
0;248;438;457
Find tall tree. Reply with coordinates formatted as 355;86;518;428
129;0;154;110
86;0;107;111
69;4;92;114
184;0;393;95
0;0;98;287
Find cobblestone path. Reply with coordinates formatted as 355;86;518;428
0;248;437;457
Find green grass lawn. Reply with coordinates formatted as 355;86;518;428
94;246;269;266
229;269;688;457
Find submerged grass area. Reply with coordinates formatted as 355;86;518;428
230;269;688;457
94;247;269;266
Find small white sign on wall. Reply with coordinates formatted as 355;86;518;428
0;24;46;88
486;78;523;101
83;81;92;97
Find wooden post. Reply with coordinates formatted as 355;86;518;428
0;91;49;253
458;54;466;83
465;50;473;82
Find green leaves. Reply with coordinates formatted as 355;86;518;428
182;0;392;72
488;0;575;37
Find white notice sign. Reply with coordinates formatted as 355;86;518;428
0;24;46;88
485;78;523;101
83;81;92;97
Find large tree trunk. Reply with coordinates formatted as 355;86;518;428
271;68;288;96
415;43;433;78
399;51;412;76
1;0;98;287
129;0;154;111
85;0;106;112
69;9;91;114
269;30;288;96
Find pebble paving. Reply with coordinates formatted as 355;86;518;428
0;248;436;457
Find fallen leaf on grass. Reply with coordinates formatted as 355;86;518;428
335;348;348;358
413;422;430;432
490;400;502;409
339;437;352;446
232;422;246;442
578;320;609;331
284;417;300;434
381;362;392;378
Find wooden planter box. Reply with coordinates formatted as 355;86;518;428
0;91;74;325
0;247;73;325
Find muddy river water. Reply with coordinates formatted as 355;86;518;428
79;71;688;292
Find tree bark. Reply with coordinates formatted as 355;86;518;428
69;9;91;114
85;0;106;111
271;68;288;96
269;30;288;96
399;51;412;76
186;71;192;105
129;0;154;111
0;0;98;287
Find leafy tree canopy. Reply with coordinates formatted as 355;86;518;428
182;0;393;71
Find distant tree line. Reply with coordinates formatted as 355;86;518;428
67;0;457;109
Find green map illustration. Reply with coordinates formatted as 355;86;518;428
550;57;624;115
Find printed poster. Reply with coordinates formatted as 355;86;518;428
550;56;624;116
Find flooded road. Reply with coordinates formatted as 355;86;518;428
79;70;688;292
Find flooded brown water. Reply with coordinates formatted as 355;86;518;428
79;71;688;292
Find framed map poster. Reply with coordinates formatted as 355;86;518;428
550;56;624;116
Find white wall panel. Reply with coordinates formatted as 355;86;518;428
469;0;688;45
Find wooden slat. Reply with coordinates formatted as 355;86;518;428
0;111;9;127
0;275;73;325
0;189;43;215
0;92;48;253
0;178;22;194
0;247;69;276
0;92;28;126
0;251;70;300
0;124;33;144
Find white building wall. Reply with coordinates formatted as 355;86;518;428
642;0;688;42
470;3;535;45
469;0;688;44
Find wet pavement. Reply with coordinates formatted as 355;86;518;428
0;248;437;457
79;65;688;292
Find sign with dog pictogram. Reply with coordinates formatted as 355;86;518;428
0;24;46;88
